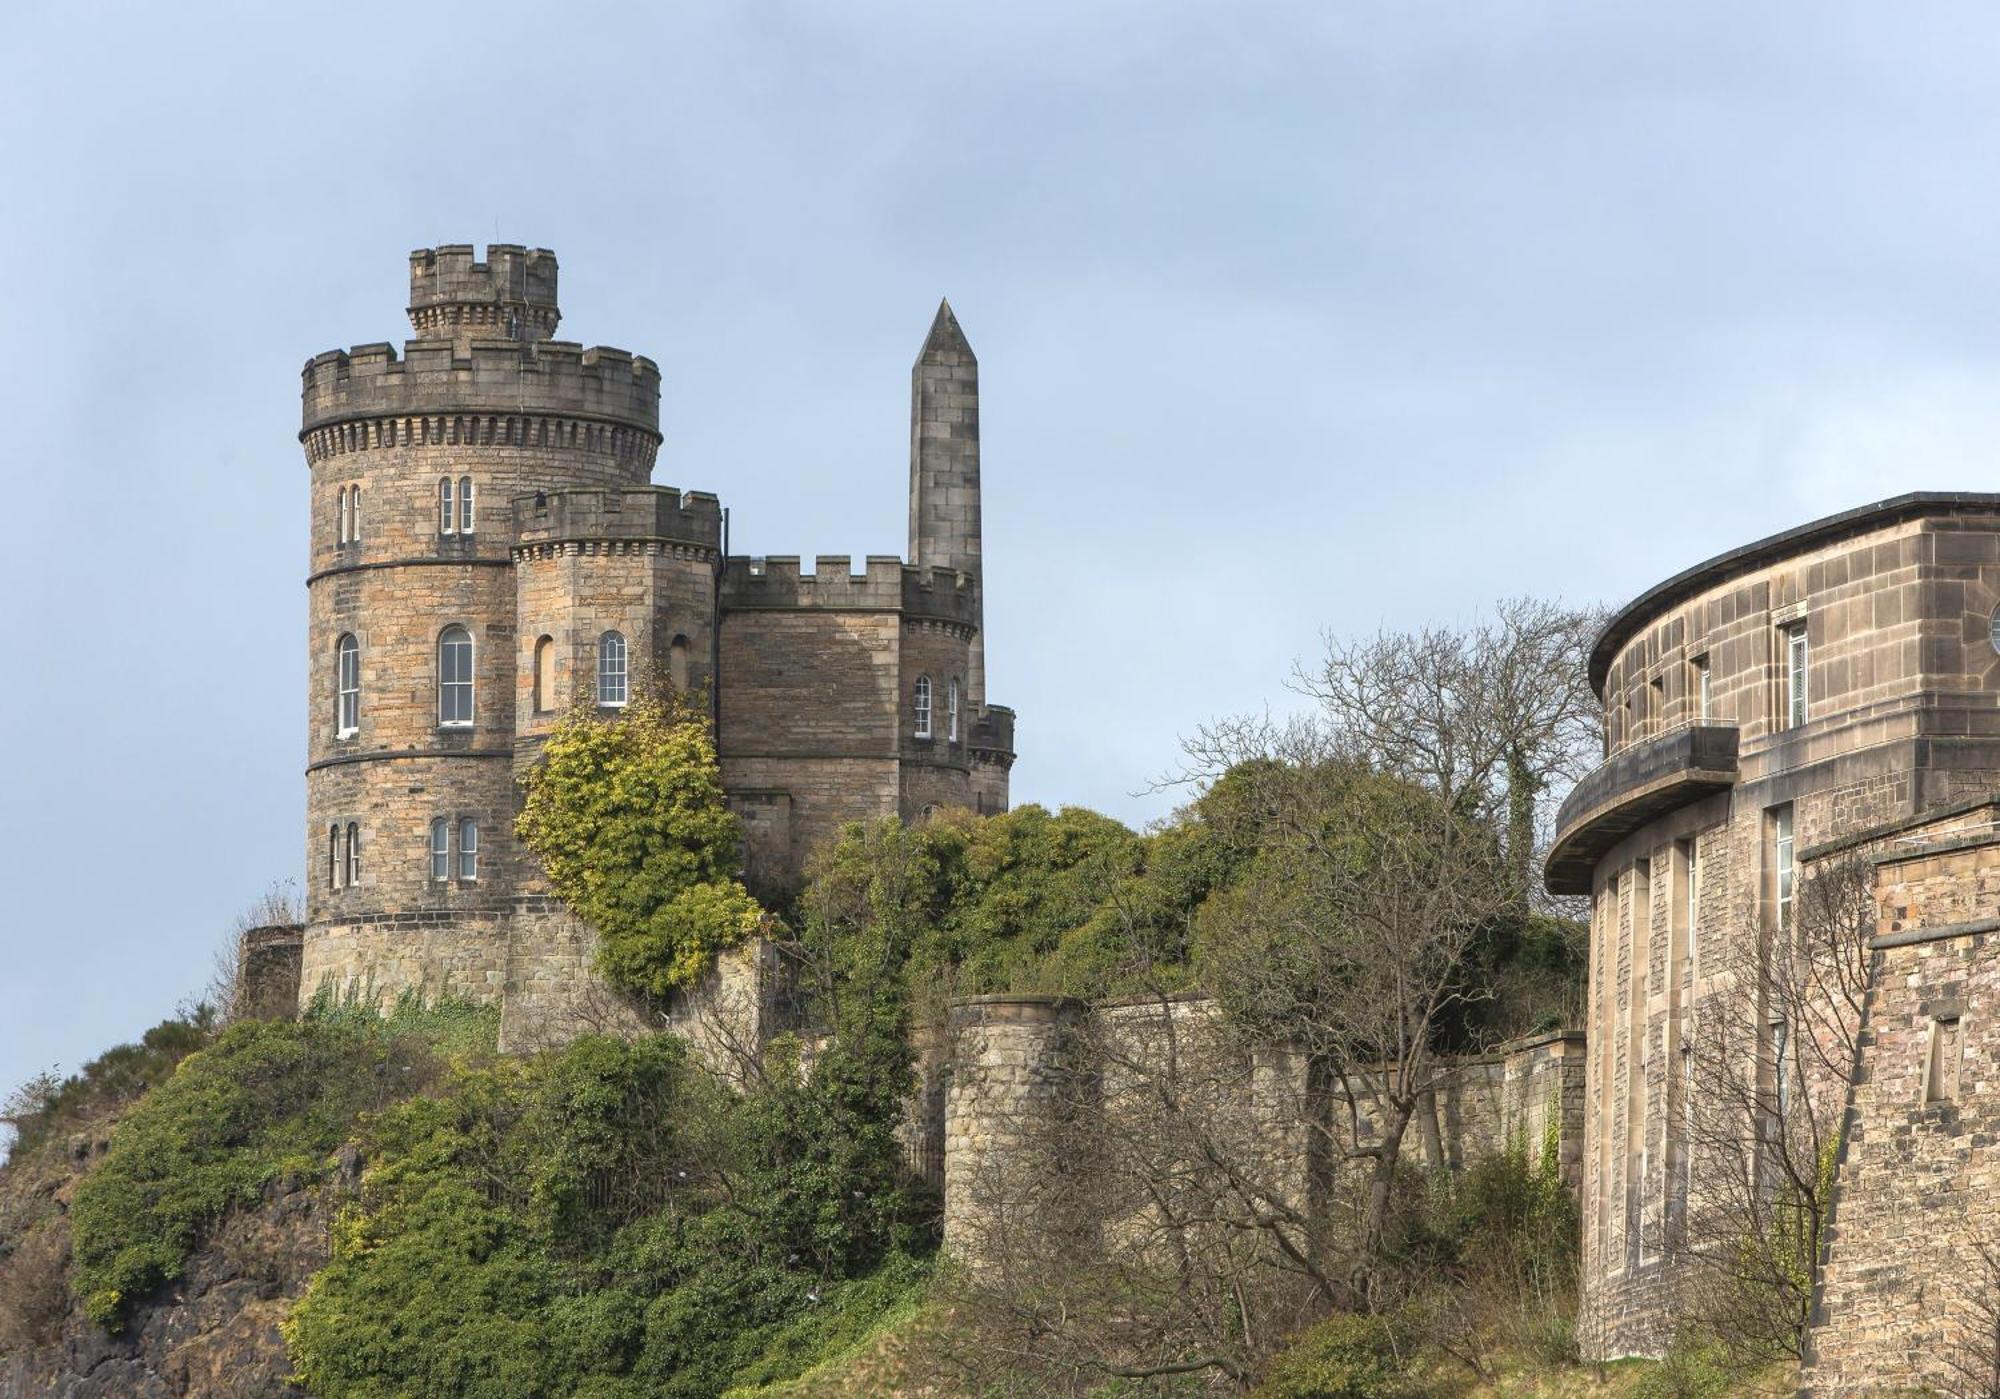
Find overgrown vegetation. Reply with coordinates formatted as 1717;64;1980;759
516;692;768;996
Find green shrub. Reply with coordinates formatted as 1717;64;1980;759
5;1008;217;1160
69;1018;387;1328
1253;1311;1426;1399
516;694;768;995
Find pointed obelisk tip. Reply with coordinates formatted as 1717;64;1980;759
919;296;974;362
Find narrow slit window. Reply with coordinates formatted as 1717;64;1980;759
668;636;690;691
329;824;342;889
345;822;360;887
598;631;628;707
459;820;479;882
1927;1016;1964;1104
438;626;474;726
533;636;555;714
947;677;960;741
1694;656;1711;722
438;477;455;535
336;486;349;545
429;818;450;883
349;484;359;541
913;675;932;739
458;476;474;534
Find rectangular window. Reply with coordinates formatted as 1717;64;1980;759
1927;1016;1964;1104
1774;804;1794;935
1785;625;1808;728
1693;656;1711;722
430;820;450;883
459;820;479;882
459;476;475;534
1772;1018;1791;1118
439;477;455;535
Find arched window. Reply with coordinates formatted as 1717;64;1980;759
349;484;360;541
336;486;348;545
429;818;450;882
598;631;628;707
947;677;960;742
345;822;360;887
335;634;360;736
328;824;341;889
668;635;690;692
459;819;479;881
438;477;455;535
913;675;933;739
533;636;555;714
438;626;474;726
458;476;475;534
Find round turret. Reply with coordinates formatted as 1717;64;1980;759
408;243;561;341
300;244;662;1005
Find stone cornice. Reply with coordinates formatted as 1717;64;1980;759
307;748;514;773
307;557;513;585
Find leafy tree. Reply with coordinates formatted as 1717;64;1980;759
516;693;768;996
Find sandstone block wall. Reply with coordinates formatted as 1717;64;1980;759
1804;826;2000;1395
939;993;1584;1276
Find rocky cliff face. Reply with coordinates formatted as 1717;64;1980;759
0;1135;351;1399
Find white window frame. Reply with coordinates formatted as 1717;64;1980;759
336;634;360;737
429;818;450;883
337;486;349;545
345;822;360;887
438;477;455;535
458;476;475;534
459;819;479;882
349;484;359;542
913;675;932;739
1774;804;1794;935
1785;624;1808;729
438;626;475;727
598;631;628;707
328;824;342;889
947;677;960;741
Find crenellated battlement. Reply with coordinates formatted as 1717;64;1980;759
510;486;723;554
301;338;660;438
721;555;979;626
409;244;560;340
968;704;1016;759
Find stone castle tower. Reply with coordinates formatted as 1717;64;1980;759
301;244;1014;1019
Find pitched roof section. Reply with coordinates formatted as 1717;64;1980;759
917;297;975;364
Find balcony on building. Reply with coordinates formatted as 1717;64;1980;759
1544;723;1740;896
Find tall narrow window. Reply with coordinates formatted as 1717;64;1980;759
1772;1018;1791;1118
1928;1016;1965;1104
336;486;349;544
349;485;359;542
438;477;455;535
947;677;960;741
1694;656;1711;722
669;636;690;692
458;476;475;534
459;820;479;881
1785;624;1809;728
533;636;555;714
328;824;341;889
598;631;628;707
429;818;450;882
1774;804;1795;935
438;626;474;726
335;634;360;737
913;675;932;739
345;822;360;887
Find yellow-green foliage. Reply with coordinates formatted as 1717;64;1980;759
1253;1311;1427;1399
516;694;767;995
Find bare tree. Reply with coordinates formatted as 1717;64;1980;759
1674;853;1875;1360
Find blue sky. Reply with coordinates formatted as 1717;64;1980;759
6;1;2000;1112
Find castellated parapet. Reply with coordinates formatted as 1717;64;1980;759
295;243;1016;1053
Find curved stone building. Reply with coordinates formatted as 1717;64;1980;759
1546;492;2000;1356
301;245;1015;1030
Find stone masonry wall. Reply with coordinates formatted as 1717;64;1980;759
1804;827;2000;1395
940;993;1585;1276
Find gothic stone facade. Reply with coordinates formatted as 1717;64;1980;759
1546;494;2000;1361
300;245;1015;1033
